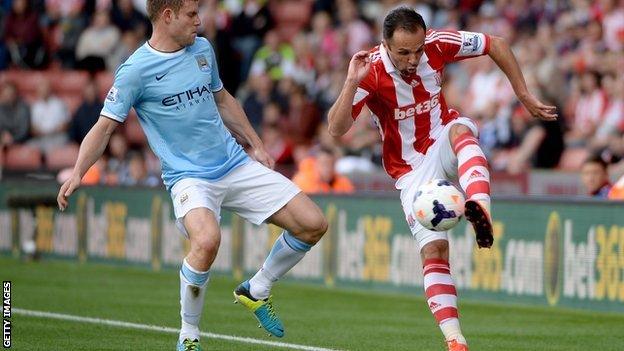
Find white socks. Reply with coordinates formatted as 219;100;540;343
179;258;210;342
440;318;466;344
249;231;312;300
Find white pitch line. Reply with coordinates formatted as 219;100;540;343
14;308;342;351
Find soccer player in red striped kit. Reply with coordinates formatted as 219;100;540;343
328;7;557;351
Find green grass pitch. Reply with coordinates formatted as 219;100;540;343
1;256;623;350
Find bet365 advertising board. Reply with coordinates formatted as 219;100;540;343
0;182;622;313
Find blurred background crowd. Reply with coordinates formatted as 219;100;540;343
0;0;623;197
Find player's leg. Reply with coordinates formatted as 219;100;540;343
419;237;468;351
447;121;493;248
171;179;226;350
225;161;327;337
405;214;469;351
176;208;221;350
252;192;327;298
234;193;327;337
400;168;467;350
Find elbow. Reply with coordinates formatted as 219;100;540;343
488;35;508;54
327;123;346;137
490;35;505;43
327;107;352;137
328;128;342;138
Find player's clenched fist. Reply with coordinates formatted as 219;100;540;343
347;51;371;83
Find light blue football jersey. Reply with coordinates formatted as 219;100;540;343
101;37;249;190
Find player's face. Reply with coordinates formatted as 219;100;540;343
384;28;426;76
169;0;200;47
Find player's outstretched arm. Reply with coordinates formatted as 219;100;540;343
57;116;119;211
328;50;371;137
487;36;557;121
214;88;275;169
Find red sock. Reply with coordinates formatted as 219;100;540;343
452;132;490;203
423;258;458;324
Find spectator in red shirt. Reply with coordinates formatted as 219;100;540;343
4;0;45;68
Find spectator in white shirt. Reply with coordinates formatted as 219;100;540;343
75;10;120;72
28;78;69;150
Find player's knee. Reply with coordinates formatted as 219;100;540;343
311;216;329;242
421;239;449;260
449;124;473;143
297;214;327;245
190;232;220;258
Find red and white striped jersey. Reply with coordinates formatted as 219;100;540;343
352;29;491;179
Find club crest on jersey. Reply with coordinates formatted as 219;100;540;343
410;79;419;87
195;54;210;72
106;86;118;102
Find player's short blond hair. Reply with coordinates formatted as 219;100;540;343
147;0;196;23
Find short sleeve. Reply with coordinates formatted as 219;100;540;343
100;63;142;123
207;42;223;92
351;67;377;120
428;30;490;64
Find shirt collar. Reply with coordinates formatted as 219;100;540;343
379;42;429;75
144;41;186;58
379;44;396;74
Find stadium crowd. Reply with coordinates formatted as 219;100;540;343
0;0;623;194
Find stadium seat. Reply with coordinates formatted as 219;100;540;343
48;71;89;95
557;147;590;171
45;143;79;171
0;70;89;103
4;144;42;171
21;91;37;105
1;70;45;95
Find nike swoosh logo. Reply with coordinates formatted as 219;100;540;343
155;72;168;81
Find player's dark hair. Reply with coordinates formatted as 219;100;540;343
583;154;608;170
383;6;427;40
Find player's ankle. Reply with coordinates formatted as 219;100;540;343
179;322;200;342
440;318;465;344
447;334;467;345
249;273;272;300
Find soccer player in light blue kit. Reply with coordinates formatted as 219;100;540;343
56;1;327;350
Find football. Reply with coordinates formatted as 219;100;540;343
413;179;465;231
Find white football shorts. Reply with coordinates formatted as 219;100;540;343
396;117;479;251
170;160;301;237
